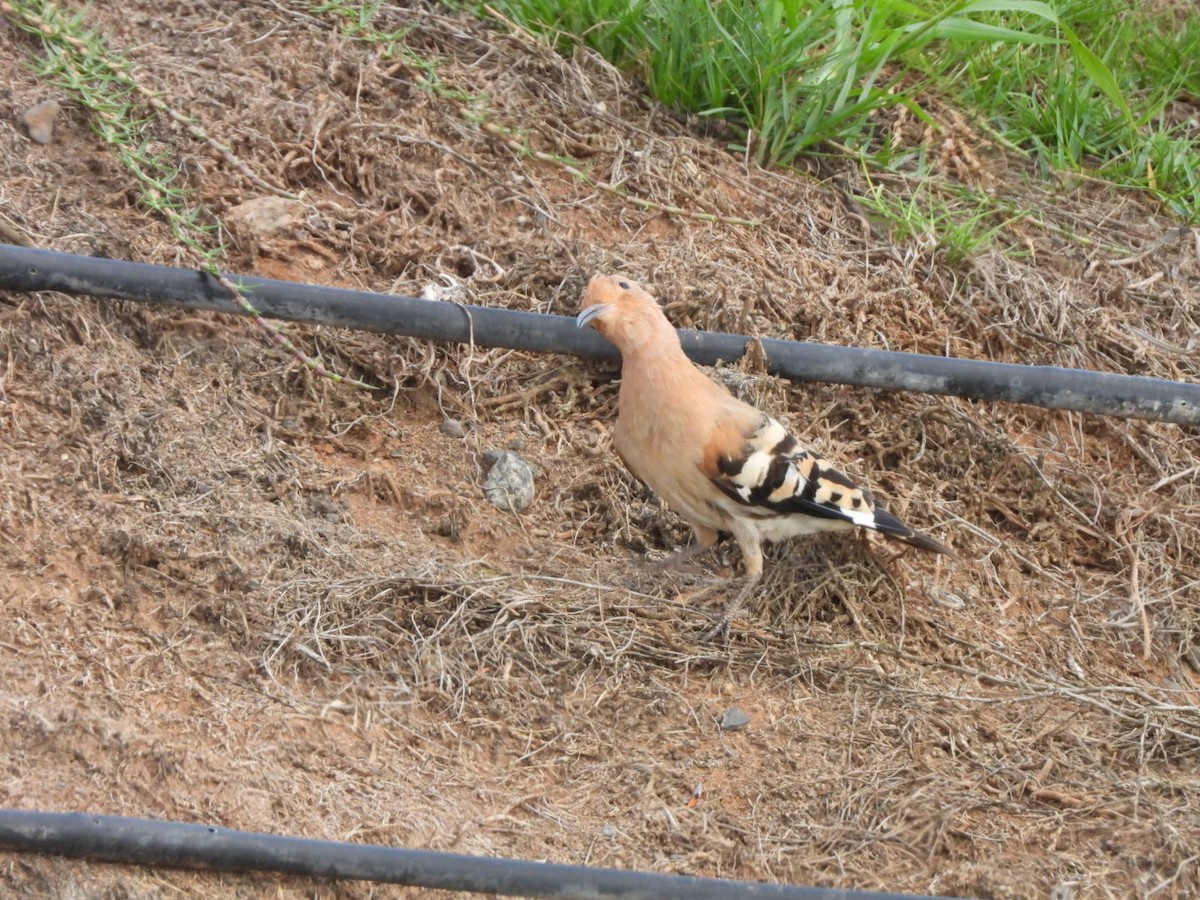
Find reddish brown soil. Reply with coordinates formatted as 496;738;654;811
2;3;1199;898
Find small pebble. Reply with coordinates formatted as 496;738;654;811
420;276;466;302
930;590;965;610
439;418;466;439
20;99;61;144
224;196;304;239
307;493;344;522
719;707;750;732
483;450;535;512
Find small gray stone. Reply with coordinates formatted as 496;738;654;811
439;418;466;439
307;493;344;522
483;451;534;512
20;100;61;144
719;707;750;731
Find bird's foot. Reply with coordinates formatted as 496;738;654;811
694;575;759;643
698;615;733;644
643;543;712;576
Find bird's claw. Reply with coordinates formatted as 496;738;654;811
698;615;733;644
643;555;708;576
644;542;714;575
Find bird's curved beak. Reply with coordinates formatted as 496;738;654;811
575;303;613;329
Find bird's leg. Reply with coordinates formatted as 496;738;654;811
699;525;763;641
718;572;761;624
646;540;708;572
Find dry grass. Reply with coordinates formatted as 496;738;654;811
2;2;1199;898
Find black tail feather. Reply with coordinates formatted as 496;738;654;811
871;507;956;558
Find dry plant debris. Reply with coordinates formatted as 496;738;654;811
1;2;1199;898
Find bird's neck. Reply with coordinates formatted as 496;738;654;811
619;332;690;375
619;335;709;399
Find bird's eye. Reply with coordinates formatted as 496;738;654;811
617;280;631;290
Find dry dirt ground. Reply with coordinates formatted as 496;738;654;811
2;2;1200;898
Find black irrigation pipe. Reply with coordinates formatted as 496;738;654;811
1;243;1197;425
0;810;960;900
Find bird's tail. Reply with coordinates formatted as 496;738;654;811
871;507;957;558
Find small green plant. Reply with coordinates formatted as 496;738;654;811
3;1;229;258
855;166;1027;265
313;0;487;108
2;0;375;389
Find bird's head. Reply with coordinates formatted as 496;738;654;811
575;274;673;353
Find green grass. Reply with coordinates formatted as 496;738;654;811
855;167;1028;266
486;0;1070;166
481;0;1200;224
936;0;1200;219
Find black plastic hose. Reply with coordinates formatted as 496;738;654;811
1;243;1196;425
0;810;957;900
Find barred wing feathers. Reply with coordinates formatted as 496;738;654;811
704;414;954;556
